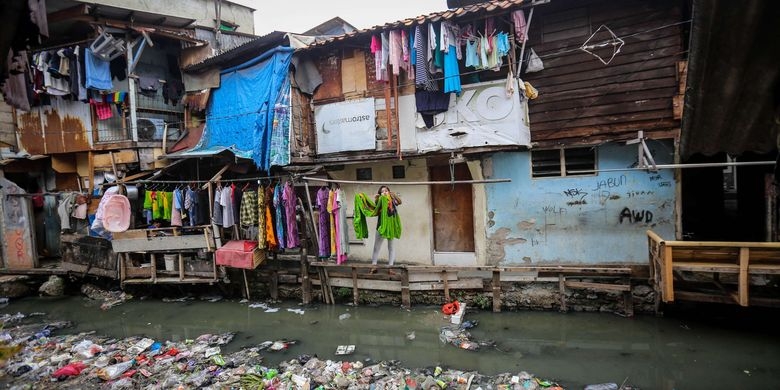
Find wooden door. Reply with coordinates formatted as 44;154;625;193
430;164;474;252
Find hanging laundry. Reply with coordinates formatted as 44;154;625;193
282;181;299;248
316;186;331;258
84;48;113;90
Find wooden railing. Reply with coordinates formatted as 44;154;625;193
647;230;780;307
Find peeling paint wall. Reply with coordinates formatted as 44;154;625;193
485;140;676;264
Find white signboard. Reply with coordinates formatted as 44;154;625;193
411;79;531;153
315;98;376;154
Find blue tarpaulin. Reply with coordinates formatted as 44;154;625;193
201;46;293;170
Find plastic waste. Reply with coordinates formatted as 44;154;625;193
127;338;155;355
54;363;86;380
72;339;104;359
96;359;134;381
461;320;479;329
584;384;619;390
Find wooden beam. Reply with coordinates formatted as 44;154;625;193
558;274;567;312
401;269;410;309
738;247;749;306
442;270;450;302
663;244;674;302
564;281;632;292
352;267;359;306
492;270;501;312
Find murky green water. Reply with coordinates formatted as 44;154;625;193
2;296;779;389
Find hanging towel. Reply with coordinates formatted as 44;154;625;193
84;48;113;90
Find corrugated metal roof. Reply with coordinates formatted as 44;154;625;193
300;0;525;50
183;31;288;72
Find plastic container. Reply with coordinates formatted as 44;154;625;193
163;254;178;271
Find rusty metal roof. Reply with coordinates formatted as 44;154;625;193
300;0;525;50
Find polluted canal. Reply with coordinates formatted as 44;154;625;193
2;295;779;389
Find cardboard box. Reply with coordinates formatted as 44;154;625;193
215;240;265;269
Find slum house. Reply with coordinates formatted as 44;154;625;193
0;0;256;275
164;0;692;312
280;0;682;270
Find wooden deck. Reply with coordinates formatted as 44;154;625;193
647;230;780;311
309;262;634;316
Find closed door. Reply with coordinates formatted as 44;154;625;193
430;164;474;252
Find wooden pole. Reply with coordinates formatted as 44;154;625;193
243;269;251;300
401;268;411;309
392;70;401;159
383;72;393;148
352;267;359;305
492;270;501;312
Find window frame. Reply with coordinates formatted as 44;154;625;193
531;147;597;178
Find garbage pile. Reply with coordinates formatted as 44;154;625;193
0;311;634;389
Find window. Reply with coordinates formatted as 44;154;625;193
392;165;406;179
532;147;596;178
356;168;372;181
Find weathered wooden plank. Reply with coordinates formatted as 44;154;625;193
530;109;673;133
111;235;215;253
529;86;675;113
409;272;458;282
536;74;678;104
320;277;483;292
122;277;217;285
564;281;632;292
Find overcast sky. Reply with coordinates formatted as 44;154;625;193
233;0;447;35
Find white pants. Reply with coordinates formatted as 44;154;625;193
371;235;395;266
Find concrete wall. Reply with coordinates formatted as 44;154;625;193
84;0;255;34
484;140;677;264
328;159;434;265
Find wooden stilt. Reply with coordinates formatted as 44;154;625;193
492;270;501;312
325;268;335;304
401;268;411;309
738;247;749;306
243;269;251;300
318;268;329;304
270;269;279;300
442;270;450;302
558;274;567;313
351;267;359;305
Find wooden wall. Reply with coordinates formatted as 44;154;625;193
523;0;685;146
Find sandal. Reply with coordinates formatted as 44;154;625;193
369;267;377;274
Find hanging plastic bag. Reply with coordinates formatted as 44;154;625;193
525;48;544;73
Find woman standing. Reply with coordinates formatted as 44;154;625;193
370;185;402;272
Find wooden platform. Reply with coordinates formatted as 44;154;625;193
309;262;634;316
112;226;222;286
647;230;780;311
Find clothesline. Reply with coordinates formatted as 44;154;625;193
301;177;511;185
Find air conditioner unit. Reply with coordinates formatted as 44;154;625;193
134;118;180;141
135;117;165;140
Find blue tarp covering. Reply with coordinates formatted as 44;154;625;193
201;46;293;170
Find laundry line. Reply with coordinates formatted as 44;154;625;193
301;177;511;186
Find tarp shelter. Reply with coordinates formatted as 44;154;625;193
199;46;293;170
